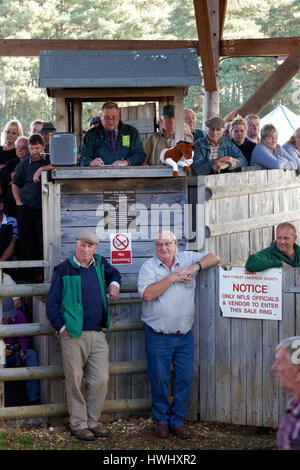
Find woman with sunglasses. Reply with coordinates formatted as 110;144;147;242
0;120;23;168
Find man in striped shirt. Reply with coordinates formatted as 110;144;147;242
272;336;300;450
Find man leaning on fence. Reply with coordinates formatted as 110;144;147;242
46;230;121;441
138;230;219;439
245;222;300;272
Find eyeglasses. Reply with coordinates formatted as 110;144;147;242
102;116;119;122
16;146;28;150
6;130;17;135
155;241;175;247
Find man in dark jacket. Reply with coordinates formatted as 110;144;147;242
46;230;121;441
79;101;145;167
245;222;300;272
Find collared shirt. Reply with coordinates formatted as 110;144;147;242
277;398;300;450
144;130;176;165
72;254;120;289
208;138;221;161
138;250;208;334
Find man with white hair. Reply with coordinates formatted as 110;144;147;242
272;336;300;449
138;230;219;438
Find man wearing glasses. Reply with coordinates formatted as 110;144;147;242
79;101;146;167
138;230;219;439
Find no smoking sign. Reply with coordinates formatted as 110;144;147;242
110;233;132;265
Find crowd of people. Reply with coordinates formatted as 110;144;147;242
1;104;300;447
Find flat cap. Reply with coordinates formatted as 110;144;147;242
76;230;99;245
205;116;225;129
38;121;56;133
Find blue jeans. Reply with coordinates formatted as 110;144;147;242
144;324;194;427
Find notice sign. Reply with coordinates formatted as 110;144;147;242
110;233;132;265
219;266;282;320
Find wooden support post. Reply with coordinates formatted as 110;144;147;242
73;99;82;154
202;0;220;125
174;96;184;143
55;98;68;132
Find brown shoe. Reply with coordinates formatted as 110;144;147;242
170;425;191;439
89;425;108;438
71;428;96;441
156;423;170;438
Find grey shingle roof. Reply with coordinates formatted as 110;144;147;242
39;49;201;88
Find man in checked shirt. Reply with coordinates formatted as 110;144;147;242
272;336;300;450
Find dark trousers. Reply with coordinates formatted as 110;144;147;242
16;204;43;280
17;204;43;261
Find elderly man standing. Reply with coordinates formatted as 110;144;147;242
138;230;219;438
245;222;300;272
0;136;30;217
79;101;145;167
192;116;248;175
144;105;193;165
46;230;121;441
272;336;300;450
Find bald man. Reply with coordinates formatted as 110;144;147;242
138;230;219;438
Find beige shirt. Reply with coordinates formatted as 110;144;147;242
144;131;175;165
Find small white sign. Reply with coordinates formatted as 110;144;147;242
219;266;282;320
110;233;132;265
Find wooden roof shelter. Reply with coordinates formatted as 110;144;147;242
0;0;299;123
39;48;201;145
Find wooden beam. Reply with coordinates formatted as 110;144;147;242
237;42;300;116
193;0;218;91
219;0;227;40
0;37;299;58
220;37;300;57
0;39;198;57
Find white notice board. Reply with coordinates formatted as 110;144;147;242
219;266;282;321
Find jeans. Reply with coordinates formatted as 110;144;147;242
5;348;40;404
144;324;194;427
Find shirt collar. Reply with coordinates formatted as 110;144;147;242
73;254;95;268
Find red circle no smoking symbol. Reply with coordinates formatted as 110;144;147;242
112;234;129;251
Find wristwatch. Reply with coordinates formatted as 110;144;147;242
197;261;202;271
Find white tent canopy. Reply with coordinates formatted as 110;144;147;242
260;105;300;145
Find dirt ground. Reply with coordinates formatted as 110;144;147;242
0;416;277;451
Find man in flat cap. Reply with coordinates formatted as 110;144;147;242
46;230;121;441
37;121;56;154
192;115;248;175
144;104;193;165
